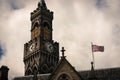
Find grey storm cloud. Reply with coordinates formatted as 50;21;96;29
0;44;4;58
96;0;108;9
0;0;120;79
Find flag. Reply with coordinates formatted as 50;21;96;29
92;45;104;52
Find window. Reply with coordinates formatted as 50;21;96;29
58;74;71;80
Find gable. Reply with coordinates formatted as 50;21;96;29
49;57;82;80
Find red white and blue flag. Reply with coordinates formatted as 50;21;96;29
92;45;104;52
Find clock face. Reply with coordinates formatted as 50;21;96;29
45;42;54;53
29;43;35;52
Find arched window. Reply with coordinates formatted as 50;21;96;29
58;74;71;80
42;22;51;41
34;22;39;27
31;22;40;39
27;69;32;75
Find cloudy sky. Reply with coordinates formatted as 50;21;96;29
0;0;120;79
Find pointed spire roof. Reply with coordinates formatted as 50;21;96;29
38;0;47;9
91;62;94;71
49;53;83;80
87;62;97;80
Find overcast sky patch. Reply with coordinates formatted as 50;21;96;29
112;24;120;46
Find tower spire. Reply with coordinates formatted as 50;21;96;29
87;62;97;80
38;0;47;9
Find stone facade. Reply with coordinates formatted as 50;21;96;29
49;57;83;80
23;0;59;75
13;57;83;80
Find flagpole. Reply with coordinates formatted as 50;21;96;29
91;42;95;69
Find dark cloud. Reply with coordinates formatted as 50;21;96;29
0;46;3;58
96;0;107;9
0;0;34;11
7;0;24;10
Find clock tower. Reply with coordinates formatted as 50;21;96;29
23;0;59;75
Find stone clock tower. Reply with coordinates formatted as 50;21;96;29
23;0;59;75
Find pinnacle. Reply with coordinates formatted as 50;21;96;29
38;0;47;9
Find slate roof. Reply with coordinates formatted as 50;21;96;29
13;74;50;80
79;67;120;80
13;66;120;80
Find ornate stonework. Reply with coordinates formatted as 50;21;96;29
23;0;59;75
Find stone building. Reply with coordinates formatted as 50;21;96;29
23;0;59;76
13;0;120;80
